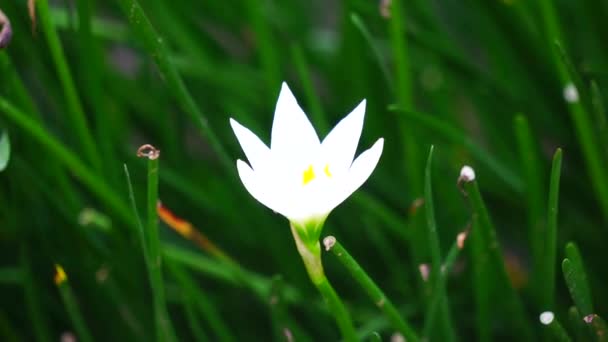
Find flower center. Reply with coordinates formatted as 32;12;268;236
302;165;315;185
302;164;332;185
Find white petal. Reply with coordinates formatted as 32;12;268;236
327;138;384;210
321;100;366;175
230;118;271;172
236;159;286;216
270;82;320;166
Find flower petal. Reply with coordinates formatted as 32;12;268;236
326;138;384;210
236;159;286;216
230;118;271;172
321;100;366;175
270;82;320;166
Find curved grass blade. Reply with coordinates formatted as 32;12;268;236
422;146;455;341
115;0;232;171
0;130;9;172
464;177;533;341
562;242;594;316
324;237;419;342
35;0;101;171
540;149;562;309
513;115;545;294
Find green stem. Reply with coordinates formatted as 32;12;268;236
55;266;93;342
541;149;562;309
465;179;534;341
144;156;177;342
0;98;133;226
324;237;419;342
115;0;233;172
423;146;455;342
289;226;356;341
36;0;101;171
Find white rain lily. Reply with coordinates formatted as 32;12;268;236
230;82;384;228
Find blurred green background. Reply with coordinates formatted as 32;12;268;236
1;0;608;340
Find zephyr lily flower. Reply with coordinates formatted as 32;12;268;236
230;83;384;238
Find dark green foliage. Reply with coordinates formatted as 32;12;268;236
1;0;608;340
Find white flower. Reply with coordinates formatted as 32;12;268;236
230;82;384;225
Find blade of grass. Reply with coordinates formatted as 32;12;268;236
540;149;562;309
162;244;303;305
568;306;591;341
590;81;608;158
464;175;533;341
181;295;209;342
513;115;545;295
243;1;280;91
75;0;119;182
0;98;133;226
35;0;101;171
115;0;232;171
562;242;594;316
140;148;177;342
537;0;608;220
422;146;455;342
423;228;468;339
166;261;234;342
123;164;148;261
0;130;9;172
323;236;419;342
388;0;422;194
53;265;93;342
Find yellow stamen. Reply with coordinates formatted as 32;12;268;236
324;164;332;178
54;264;67;285
302;165;315;185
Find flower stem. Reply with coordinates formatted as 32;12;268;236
324;236;419;342
290;225;357;341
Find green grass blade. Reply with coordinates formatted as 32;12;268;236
162;244;303;305
388;0;421;194
324;237;419;342
54;265;94;342
424;228;468;339
0;130;9;172
562;242;594;316
464;176;533;341
166;262;234;342
115;0;233;171
536;0;608;221
422;146;455;341
123;164;148;262
0;98;133;226
540;149;563;309
513;115;545;291
590;81;608;157
35;0;101;171
141;151;177;342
